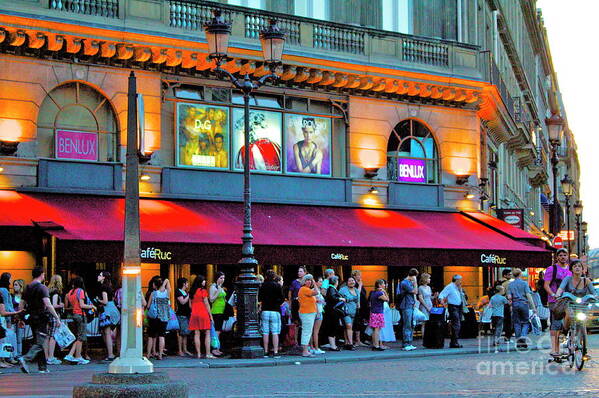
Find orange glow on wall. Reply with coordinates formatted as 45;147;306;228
0;119;26;142
0;251;36;283
448;157;474;176
354;148;386;169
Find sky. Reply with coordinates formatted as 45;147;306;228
536;1;598;249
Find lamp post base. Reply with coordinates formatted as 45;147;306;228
108;356;154;374
73;372;188;398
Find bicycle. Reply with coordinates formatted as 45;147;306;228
548;293;598;371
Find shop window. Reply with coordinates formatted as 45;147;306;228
174;85;204;101
37;82;119;162
232;92;283;108
386;119;438;183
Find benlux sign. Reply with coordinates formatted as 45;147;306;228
480;253;507;265
140;247;172;261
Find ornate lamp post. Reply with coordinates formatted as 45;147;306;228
546;113;564;236
582;221;588;256
560;174;574;253
574;200;583;257
204;10;286;358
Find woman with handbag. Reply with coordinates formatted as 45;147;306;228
298;274;318;357
45;275;64;365
323;275;345;351
0;287;22;370
11;279;25;357
97;271;120;361
339;277;359;350
64;277;96;364
369;279;389;351
209;272;227;345
145;277;171;360
352;270;369;347
188;275;214;359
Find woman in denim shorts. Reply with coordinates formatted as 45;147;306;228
175;278;193;357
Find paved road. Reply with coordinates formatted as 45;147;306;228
3;335;599;397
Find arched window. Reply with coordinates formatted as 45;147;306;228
387;119;438;183
37;82;119;162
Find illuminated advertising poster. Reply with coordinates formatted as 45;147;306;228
177;103;229;168
285;114;331;176
397;158;427;183
232;108;282;172
55;130;98;161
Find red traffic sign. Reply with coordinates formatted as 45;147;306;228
553;236;564;249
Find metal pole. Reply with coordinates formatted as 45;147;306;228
109;71;153;374
233;77;263;358
576;215;581;257
551;142;559;236
565;196;571;254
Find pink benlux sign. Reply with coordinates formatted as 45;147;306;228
55;130;98;161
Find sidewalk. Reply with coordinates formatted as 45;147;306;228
0;334;551;374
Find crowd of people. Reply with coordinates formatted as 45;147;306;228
0;249;594;374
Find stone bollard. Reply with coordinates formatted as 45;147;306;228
72;372;188;398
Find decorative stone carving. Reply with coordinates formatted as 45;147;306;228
134;47;152;62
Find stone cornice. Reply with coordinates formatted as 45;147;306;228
0;24;481;107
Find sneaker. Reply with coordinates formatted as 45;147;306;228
64;355;76;362
403;345;417;351
76;358;90;365
18;357;29;374
314;349;325;355
38;369;50;374
47;358;62;365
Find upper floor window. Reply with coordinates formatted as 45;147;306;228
227;0;265;10
294;0;329;20
382;0;413;34
37;82;118;162
387;119;438;183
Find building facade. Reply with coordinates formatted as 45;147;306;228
0;0;576;302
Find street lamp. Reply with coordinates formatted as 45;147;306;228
561;174;574;253
582;221;588;255
204;10;286;358
546;112;563;235
574;200;583;257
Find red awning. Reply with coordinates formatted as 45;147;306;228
0;191;551;267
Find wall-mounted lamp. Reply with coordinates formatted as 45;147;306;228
0;140;19;156
464;192;475;199
0;166;3;173
364;167;379;179
369;186;379;194
140;173;151;182
455;174;470;185
530;210;535;217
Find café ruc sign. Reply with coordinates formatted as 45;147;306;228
140;247;172;261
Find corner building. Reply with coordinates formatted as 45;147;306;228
0;0;568;302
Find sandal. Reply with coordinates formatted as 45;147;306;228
205;354;217;359
301;353;315;358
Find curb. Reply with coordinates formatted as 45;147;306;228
151;343;552;370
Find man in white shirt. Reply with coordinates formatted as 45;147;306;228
439;274;464;348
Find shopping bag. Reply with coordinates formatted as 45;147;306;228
54;322;76;349
529;312;541;331
480;305;493;324
210;323;220;350
537;306;550;320
412;308;427;326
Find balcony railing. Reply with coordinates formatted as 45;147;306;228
49;0;118;18
18;0;480;74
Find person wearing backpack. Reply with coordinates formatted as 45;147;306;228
544;248;572;357
18;267;62;374
64;277;96;364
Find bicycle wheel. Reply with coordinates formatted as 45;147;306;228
566;329;575;369
575;324;587;371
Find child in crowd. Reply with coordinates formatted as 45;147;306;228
489;285;509;345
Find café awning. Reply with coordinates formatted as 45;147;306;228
0;191;551;267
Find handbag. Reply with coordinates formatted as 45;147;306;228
210;323;220;349
223;302;234;318
552;298;569;321
529;312;542;330
146;292;158;319
166;308;179;331
222;316;236;333
99;312;111;329
333;301;347;318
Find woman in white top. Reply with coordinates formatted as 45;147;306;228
379;280;396;347
310;276;326;355
417;273;435;337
